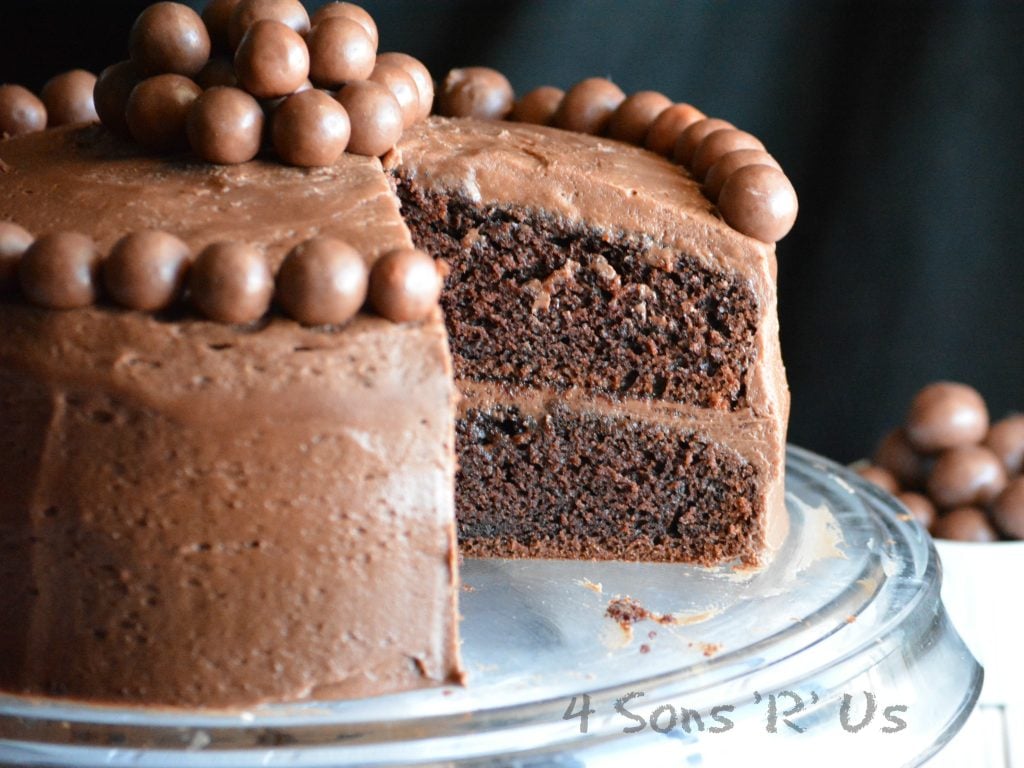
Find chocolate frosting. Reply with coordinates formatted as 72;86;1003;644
387;118;777;276
0;306;460;706
0;125;411;268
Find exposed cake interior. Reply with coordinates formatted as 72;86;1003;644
396;178;760;410
394;167;771;565
456;400;760;564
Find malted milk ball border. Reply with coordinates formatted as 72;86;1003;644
0;223;443;328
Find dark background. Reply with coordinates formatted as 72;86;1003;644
1;0;1021;463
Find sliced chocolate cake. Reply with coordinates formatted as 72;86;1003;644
0;0;796;708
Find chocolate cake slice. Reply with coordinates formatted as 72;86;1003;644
388;118;789;565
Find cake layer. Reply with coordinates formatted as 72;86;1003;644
455;381;782;565
397;179;759;410
458;403;760;564
0;305;461;706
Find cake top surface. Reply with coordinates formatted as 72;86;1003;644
390;117;775;275
0;125;411;268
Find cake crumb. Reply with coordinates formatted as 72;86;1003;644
605;595;678;627
639;644;651;654
578;578;603;594
689;641;722;657
846;615;857;624
606;596;648;628
522;278;550;312
589;254;621;291
524;259;581;314
460;228;480;249
641;246;674;271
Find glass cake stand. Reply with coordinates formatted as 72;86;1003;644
0;446;981;767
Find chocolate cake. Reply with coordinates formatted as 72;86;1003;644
0;0;795;708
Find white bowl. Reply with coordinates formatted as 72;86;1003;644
934;539;1024;704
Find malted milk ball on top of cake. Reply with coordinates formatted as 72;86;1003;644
510;86;564;126
93;61;141;137
991;477;1024;540
129;2;211;78
104;230;193;311
0;84;47;138
931;506;999;543
644;103;705;157
553;77;626;135
18;232;102;310
717;164;799;243
438;67;515;121
234;19;310;99
307;16;377;89
126;74;202;152
986;414;1024;476
375;52;433;122
186;86;264;164
905;382;989;453
189;241;273;324
691;128;766;181
40;70;99;127
202;0;243;52
368;248;443;323
672;117;734;167
277;237;368;326
606;91;673;146
272;89;351;167
926;444;1007;509
369;63;421;127
0;222;34;292
228;0;311;50
704;149;781;202
336;80;403;157
311;3;379;48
